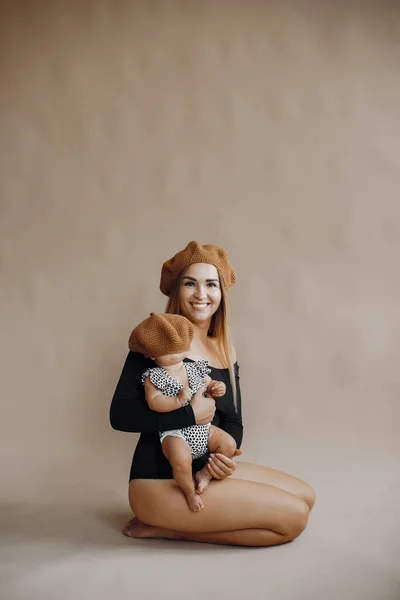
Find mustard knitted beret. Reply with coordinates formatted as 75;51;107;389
160;240;236;297
128;312;194;358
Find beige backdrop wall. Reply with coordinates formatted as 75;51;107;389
1;0;399;522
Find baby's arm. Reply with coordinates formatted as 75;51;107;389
144;377;192;413
204;375;226;398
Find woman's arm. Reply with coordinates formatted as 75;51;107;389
205;365;243;482
109;352;196;433
219;405;243;449
217;362;243;448
202;359;244;484
196;363;243;485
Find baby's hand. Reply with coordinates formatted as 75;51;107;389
208;380;226;398
178;386;192;405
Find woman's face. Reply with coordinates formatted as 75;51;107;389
178;263;222;326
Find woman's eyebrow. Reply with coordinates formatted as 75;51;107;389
183;276;219;283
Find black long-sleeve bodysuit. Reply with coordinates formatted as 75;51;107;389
110;352;243;481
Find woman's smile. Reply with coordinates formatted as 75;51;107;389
190;302;210;310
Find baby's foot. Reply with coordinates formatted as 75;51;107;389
195;466;213;494
186;490;204;512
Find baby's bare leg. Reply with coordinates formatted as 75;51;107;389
162;436;204;512
208;425;237;456
195;426;237;494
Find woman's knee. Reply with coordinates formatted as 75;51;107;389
304;485;316;511
291;475;315;510
284;499;310;540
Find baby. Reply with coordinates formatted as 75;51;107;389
129;312;237;512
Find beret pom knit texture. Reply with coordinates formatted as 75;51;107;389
128;312;194;358
160;241;236;297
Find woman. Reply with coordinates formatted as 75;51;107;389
110;241;315;547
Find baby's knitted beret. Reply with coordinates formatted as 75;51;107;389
128;312;194;358
160;241;236;297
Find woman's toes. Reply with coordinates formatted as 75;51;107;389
122;526;132;537
122;518;136;537
122;517;155;538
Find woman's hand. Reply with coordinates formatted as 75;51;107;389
207;449;243;480
191;386;216;425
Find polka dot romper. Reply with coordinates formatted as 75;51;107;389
142;360;211;460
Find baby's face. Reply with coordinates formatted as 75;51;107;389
154;351;188;368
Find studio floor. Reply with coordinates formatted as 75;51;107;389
1;454;399;600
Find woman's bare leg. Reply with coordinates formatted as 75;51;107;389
123;517;294;547
195;426;237;494
123;478;310;547
162;436;203;512
232;462;316;510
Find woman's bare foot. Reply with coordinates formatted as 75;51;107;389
195;466;213;494
186;490;204;511
123;517;183;541
122;517;159;538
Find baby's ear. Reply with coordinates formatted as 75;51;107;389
150;356;156;361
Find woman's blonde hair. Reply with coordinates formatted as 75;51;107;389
165;267;237;410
